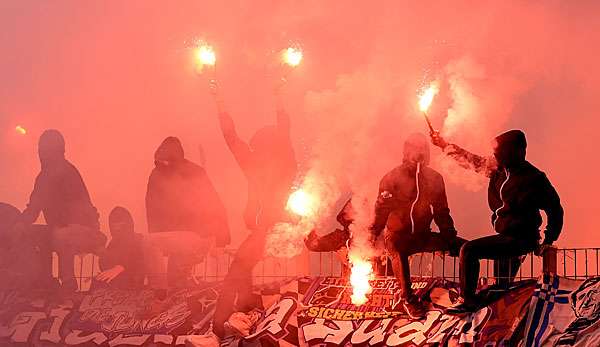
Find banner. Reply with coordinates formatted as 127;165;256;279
523;274;600;347
0;277;537;346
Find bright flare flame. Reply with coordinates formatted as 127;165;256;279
195;45;216;66
15;125;27;135
282;47;303;67
349;257;373;306
286;189;314;217
418;83;439;113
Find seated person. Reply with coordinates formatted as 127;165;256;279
369;133;466;319
145;136;230;290
95;207;144;289
13;130;106;292
304;199;392;277
431;129;563;313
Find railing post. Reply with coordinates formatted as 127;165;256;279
543;247;558;274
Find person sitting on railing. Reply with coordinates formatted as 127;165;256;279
304;199;392;276
431;129;564;314
12;130;106;293
94;207;144;290
370;133;466;320
145;136;230;291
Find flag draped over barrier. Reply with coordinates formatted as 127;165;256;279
1;275;599;346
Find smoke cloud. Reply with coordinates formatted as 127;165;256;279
1;1;599;250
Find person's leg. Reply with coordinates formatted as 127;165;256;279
494;256;522;289
450;234;535;313
213;231;266;338
164;232;211;288
387;233;426;319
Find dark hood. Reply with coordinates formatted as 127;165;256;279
494;129;527;169
109;206;135;237
38;129;66;168
154;136;185;167
402;132;430;167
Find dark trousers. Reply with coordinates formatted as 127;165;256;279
213;230;266;338
459;234;537;301
387;232;466;299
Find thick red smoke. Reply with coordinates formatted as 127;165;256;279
1;1;599;248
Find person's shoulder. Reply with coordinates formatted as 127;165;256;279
423;166;443;180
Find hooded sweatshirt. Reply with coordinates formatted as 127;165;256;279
145;137;230;246
100;207;144;288
443;130;563;243
19;130;99;229
370;133;456;241
219;110;297;231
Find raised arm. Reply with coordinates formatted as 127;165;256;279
211;82;252;172
431;132;496;177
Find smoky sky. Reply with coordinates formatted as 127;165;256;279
1;1;599;248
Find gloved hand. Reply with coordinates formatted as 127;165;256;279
430;131;448;149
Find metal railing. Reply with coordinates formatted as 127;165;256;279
70;247;599;292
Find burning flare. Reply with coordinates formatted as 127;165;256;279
349;256;373;306
286;189;314;217
195;45;216;66
418;82;439;113
15;125;27;135
282;47;303;67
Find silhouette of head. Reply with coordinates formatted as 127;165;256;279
109;206;134;237
154;136;185;168
403;132;430;166
494;130;527;168
38;129;65;166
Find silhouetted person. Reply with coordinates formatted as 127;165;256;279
368;133;465;319
94;207;144;289
211;89;297;338
305;199;393;277
13;129;105;292
432;129;564;313
145;136;230;290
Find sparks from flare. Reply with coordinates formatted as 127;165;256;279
418;82;439;113
195;44;216;67
282;47;303;67
286;189;314;217
349;256;374;305
15;125;27;135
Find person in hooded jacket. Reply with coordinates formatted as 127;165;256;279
368;132;466;319
94;206;144;289
12;129;105;292
145;136;230;290
211;85;297;338
431;129;564;313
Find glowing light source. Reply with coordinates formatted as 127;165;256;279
15;125;27;135
349;257;373;306
418;82;439;113
286;189;314;217
195;45;216;66
282;47;303;67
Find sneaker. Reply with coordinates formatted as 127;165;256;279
445;297;479;315
402;297;426;320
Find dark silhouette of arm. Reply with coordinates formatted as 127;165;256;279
431;174;457;238
538;173;564;244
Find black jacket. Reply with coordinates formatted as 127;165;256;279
19;159;99;229
146;137;230;246
370;163;457;240
219;110;297;231
444;144;563;243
